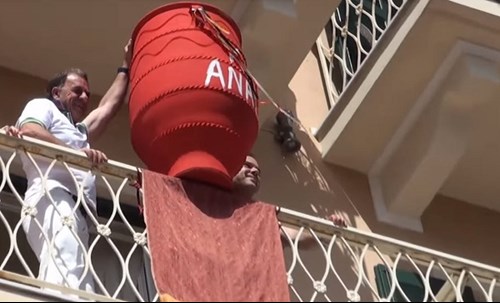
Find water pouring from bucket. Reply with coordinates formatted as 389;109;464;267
128;2;259;189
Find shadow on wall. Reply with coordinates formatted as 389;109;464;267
0;67;46;127
252;114;379;301
253;116;362;228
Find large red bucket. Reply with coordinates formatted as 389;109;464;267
129;2;259;189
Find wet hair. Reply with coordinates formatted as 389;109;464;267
46;68;88;101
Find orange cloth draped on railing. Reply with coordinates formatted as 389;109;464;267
142;170;290;302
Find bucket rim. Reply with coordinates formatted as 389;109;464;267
131;1;242;45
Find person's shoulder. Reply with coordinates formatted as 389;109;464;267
25;98;56;109
17;98;57;128
26;97;54;104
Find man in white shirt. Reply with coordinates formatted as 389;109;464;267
3;41;131;293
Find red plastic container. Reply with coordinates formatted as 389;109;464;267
129;2;259;189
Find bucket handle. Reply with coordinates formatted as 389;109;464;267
190;6;258;103
190;5;306;133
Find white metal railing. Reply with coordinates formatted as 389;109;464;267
1;131;500;302
0;132;155;302
279;208;500;301
316;0;408;108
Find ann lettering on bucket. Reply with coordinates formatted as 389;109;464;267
204;59;258;111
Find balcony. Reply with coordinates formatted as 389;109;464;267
0;131;499;302
312;0;500;231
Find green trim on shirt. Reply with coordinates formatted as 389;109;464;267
17;118;47;129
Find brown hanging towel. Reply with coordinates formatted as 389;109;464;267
142;169;290;302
